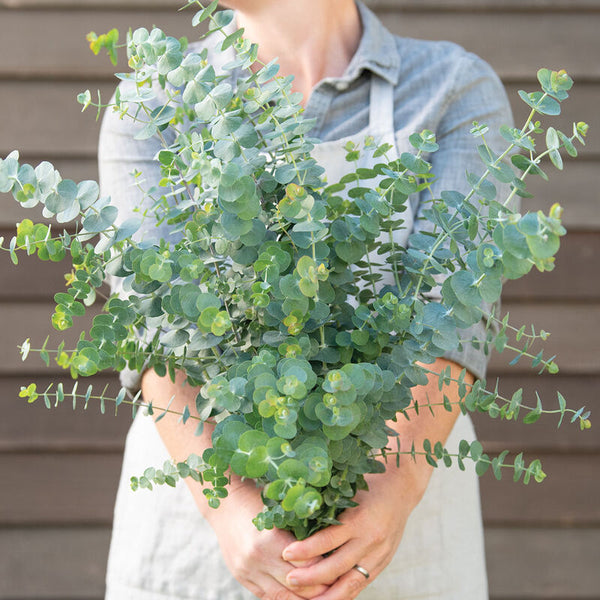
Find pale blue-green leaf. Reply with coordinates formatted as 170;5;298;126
292;221;325;233
56;199;82;223
546;127;560;151
44;191;72;215
212;115;243;138
450;271;481;306
274;164;297;184
83;205;118;233
212;82;234;109
94;232;117;253
518;91;561;116
526;232;560;259
158;49;183;75
57;179;77;200
209;8;234;30
192;0;219;26
0;154;18;193
134;122;158;141
115;217;142;241
161;329;190;348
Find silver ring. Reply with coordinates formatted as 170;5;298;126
353;564;370;579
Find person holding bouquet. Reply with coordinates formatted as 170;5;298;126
100;1;511;598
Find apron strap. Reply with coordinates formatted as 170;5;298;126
368;74;395;137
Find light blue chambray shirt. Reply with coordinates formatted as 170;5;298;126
99;1;514;387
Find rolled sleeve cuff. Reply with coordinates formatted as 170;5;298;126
119;367;144;393
443;320;489;381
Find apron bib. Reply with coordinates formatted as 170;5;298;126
311;75;413;291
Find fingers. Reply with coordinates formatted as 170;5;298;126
253;580;318;600
210;504;328;599
286;539;363;587
247;532;328;599
283;524;348;563
234;551;327;600
308;568;371;600
266;582;321;600
285;550;330;597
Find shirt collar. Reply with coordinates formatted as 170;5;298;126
342;1;401;86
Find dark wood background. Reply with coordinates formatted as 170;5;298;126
1;0;598;598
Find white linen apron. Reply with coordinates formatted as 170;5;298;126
105;74;488;600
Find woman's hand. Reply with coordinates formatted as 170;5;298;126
205;480;330;600
279;468;419;600
281;359;472;599
144;369;328;600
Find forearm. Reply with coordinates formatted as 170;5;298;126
141;368;329;599
141;368;256;520
370;357;475;510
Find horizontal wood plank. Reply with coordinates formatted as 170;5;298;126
1;231;597;301
0;526;597;599
0;527;110;599
487;303;600;375
473;375;600;452
0;11;598;81
0;302;100;375
0;374;127;451
0;450;596;526
501;232;600;301
480;453;600;526
1;373;595;454
0;81;111;157
0;241;78;301
4;0;600;10
2;79;598;159
0;302;598;374
0;453;123;525
0;10;199;80
0;236;111;302
524;159;600;231
2;157;598;230
485;527;600;598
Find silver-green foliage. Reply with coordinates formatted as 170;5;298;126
2;1;591;539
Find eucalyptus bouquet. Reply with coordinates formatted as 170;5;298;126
1;1;591;540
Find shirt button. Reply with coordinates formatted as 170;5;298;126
335;81;349;91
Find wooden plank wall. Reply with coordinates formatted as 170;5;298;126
1;1;598;598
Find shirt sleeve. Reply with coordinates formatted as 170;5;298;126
98;79;176;391
411;52;515;380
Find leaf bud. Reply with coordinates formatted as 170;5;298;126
576;122;589;138
323;393;337;407
549;203;563;220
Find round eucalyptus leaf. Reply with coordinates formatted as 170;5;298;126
83;205;119;233
450;271;482;306
335;242;364;264
221;211;253;238
293;489;322;518
161;328;189;348
526;232;560;259
45;191;72;216
115;217;142;242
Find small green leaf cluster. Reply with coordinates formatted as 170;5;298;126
4;1;592;539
